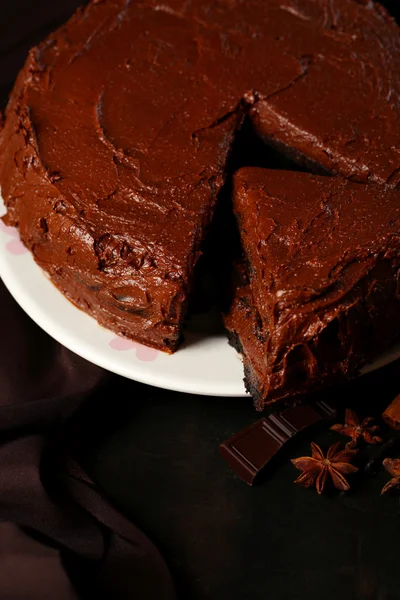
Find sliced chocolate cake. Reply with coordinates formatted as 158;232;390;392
225;169;400;408
1;0;400;351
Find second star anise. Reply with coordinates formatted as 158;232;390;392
330;408;382;448
291;442;358;494
381;458;400;495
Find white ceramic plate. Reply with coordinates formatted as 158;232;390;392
0;196;399;397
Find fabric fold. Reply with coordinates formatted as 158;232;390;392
0;280;177;599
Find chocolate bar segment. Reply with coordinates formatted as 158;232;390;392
220;401;336;485
382;394;400;431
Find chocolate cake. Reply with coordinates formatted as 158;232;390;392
1;0;400;353
225;169;400;408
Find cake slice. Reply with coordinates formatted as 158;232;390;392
225;169;400;408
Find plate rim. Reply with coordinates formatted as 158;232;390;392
0;218;249;397
1;211;399;398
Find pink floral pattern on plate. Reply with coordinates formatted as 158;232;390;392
109;336;159;362
0;220;28;255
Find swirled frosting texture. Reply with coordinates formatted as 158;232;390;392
1;0;400;350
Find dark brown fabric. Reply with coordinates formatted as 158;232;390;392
0;280;177;599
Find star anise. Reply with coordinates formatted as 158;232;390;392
291;442;358;494
330;409;382;448
381;458;400;495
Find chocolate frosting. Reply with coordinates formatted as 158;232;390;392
227;169;400;407
1;0;400;350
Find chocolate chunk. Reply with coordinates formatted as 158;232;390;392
382;394;400;431
220;401;336;485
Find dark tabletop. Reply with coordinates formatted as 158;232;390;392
2;2;400;599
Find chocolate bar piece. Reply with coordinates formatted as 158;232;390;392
220;401;336;485
383;394;400;431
